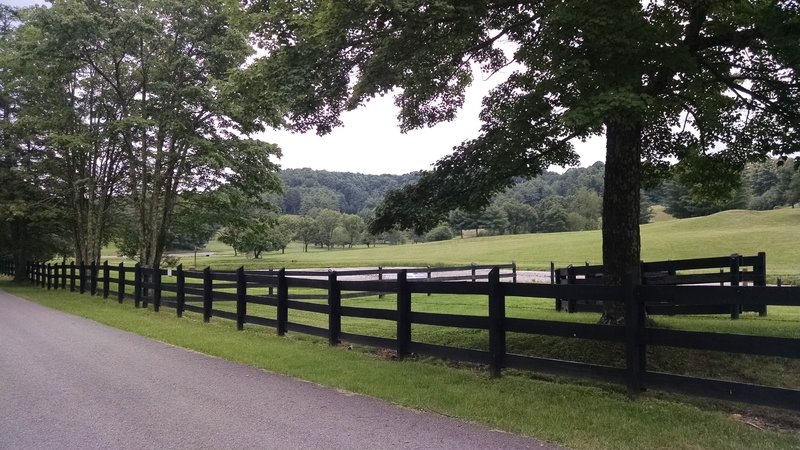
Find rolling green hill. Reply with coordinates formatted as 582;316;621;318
188;208;797;283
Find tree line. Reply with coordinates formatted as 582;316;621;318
259;160;799;247
652;159;800;219
0;2;281;280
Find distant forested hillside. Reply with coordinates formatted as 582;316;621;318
278;169;420;216
177;161;798;257
277;159;799;235
276;164;611;237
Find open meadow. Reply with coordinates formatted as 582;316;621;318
103;208;799;284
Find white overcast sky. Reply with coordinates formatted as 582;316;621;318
5;0;606;175
260;74;606;175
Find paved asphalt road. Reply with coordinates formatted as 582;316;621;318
0;291;558;449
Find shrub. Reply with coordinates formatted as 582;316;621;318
426;224;454;242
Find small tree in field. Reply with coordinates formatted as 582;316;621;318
425;224;454;242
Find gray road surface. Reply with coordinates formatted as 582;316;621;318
0;290;558;449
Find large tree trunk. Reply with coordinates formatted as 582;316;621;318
601;121;643;324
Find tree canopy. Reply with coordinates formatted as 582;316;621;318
246;0;800;320
3;0;283;267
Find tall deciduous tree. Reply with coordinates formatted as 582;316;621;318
0;5;71;280
294;216;317;252
314;209;342;249
246;1;800;321
13;3;128;265
341;213;366;248
19;0;282;268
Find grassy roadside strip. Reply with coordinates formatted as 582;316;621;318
3;281;798;450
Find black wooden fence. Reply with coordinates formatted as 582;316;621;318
2;259;799;411
552;253;768;318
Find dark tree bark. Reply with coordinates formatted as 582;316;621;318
601;121;643;323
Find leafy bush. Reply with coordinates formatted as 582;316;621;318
426;224;454;242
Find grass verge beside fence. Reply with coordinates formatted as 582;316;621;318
2;280;798;450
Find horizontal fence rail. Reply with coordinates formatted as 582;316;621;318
552;253;769;318
3;259;799;411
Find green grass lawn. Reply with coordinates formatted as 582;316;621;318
97;208;797;284
650;204;675;222
3;280;799;450
198;290;800;390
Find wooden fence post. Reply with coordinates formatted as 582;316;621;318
69;261;76;292
730;254;740;320
52;263;59;289
512;261;517;283
176;264;185;317
141;266;149;309
396;269;411;359
277;268;288;335
566;265;577;313
203;267;212;322
79;261;85;294
755;251;767;316
134;263;142;308
117;262;125;303
471;263;476;282
236;266;246;331
103;260;110;299
61;261;67;290
153;265;162;312
378;266;384;299
624;274;645;395
268;268;274;296
90;261;98;296
488;267;506;378
552;262;563;312
328;271;341;345
46;263;52;290
41;262;46;288
426;265;432;296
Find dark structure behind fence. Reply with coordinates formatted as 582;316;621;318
2;258;798;411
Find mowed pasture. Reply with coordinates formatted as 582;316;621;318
121;208;798;283
201;287;800;392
